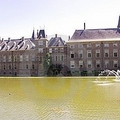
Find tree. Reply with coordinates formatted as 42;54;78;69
43;53;52;75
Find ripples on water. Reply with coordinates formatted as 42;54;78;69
0;77;120;120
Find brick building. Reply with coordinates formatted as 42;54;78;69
1;16;120;76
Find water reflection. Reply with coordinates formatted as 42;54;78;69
0;77;120;119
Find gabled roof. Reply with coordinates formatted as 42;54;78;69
0;38;35;52
71;28;120;40
48;37;65;47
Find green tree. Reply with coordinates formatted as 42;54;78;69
43;53;52;75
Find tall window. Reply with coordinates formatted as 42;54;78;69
105;60;109;68
3;56;6;62
60;48;64;52
78;50;83;58
70;51;74;58
104;49;109;57
79;60;83;68
87;60;92;68
25;55;29;61
8;55;12;62
96;60;100;68
31;55;35;61
87;50;92;58
96;49;100;58
70;61;75;68
20;55;23;62
113;60;118;68
113;49;118;57
49;48;52;53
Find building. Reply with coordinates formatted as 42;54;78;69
1;16;120;76
66;16;120;76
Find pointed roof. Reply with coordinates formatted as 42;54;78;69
37;29;45;38
48;35;65;47
117;16;120;28
31;29;35;40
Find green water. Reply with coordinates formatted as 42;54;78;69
0;77;120;120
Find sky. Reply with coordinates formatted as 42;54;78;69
0;0;120;40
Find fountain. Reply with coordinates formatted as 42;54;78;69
95;69;120;84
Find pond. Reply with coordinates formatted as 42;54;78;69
0;77;120;120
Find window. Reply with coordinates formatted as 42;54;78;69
38;41;43;45
70;45;74;49
25;55;29;61
104;43;109;47
96;44;100;47
78;44;83;48
20;55;23;62
49;48;52;53
60;48;64;52
54;48;58;53
61;55;64;61
79;60;83;68
13;56;17;62
96;60;100;68
113;60;118;68
70;61;75;68
113;49;118;57
4;65;5;70
9;65;12;70
79;50;83;58
14;65;17;69
3;56;6;62
31;55;35;61
104;49;109;57
87;44;91;48
87;50;92;58
87;60;92;68
32;64;35;69
96;50;100;58
105;60;109;68
113;43;118;47
38;48;43;53
70;51;74;58
8;55;12;62
39;56;43;62
26;65;28;69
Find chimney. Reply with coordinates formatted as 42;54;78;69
21;37;24;41
8;37;11;41
84;23;86;30
55;34;57;38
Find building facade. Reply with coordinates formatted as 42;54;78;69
1;17;120;76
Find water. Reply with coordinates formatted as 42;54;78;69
0;77;120;119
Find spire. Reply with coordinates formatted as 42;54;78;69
31;29;35;40
117;16;120;29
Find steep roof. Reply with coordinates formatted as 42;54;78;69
71;28;120;40
48;37;65;47
0;38;35;51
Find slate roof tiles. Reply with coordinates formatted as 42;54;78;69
71;28;120;40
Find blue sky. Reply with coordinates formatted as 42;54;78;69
0;0;120;40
